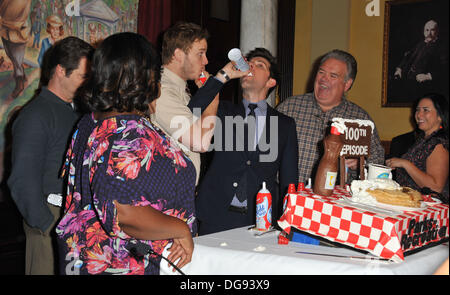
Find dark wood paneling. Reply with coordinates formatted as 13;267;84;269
277;0;296;103
171;0;241;103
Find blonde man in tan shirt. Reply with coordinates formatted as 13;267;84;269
153;22;248;184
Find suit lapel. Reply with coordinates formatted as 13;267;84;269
233;103;249;160
255;106;273;158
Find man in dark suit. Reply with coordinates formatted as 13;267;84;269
195;48;298;235
392;19;448;101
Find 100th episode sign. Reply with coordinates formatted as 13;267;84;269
340;123;372;157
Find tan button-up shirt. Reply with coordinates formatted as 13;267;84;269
151;67;201;184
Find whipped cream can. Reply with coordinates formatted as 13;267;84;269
256;182;272;231
228;48;250;72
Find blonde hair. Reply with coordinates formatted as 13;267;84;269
46;15;64;36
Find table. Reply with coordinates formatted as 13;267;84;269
278;186;449;262
160;226;449;275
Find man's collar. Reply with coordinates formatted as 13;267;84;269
162;66;187;88
311;92;348;113
41;86;72;105
242;98;268;111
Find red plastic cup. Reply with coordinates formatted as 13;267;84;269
278;232;290;245
288;183;296;194
199;72;207;85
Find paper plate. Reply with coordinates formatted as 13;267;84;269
374;200;428;212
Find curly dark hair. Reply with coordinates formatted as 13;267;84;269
80;32;161;114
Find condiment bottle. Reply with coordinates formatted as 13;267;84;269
256;182;272;231
313;125;344;196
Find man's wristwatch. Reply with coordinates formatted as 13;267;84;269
218;69;230;82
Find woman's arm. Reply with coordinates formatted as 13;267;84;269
387;144;449;192
114;201;193;269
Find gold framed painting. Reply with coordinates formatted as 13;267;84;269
382;0;448;107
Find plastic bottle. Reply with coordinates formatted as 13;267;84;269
228;48;250;71
256;182;272;231
313;125;344;196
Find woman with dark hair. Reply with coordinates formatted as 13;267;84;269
56;32;196;275
386;93;449;203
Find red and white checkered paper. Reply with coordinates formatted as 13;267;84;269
278;186;449;262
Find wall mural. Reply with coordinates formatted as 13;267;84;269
0;0;139;181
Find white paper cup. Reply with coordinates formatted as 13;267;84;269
367;163;392;180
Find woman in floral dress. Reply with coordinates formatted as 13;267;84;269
56;32;196;275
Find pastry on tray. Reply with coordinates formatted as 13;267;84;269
367;187;423;208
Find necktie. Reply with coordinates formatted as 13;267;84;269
248;103;257;117
235;104;258;203
247;104;258;150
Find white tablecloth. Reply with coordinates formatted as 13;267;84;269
160;226;449;275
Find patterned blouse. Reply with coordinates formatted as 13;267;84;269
395;130;449;202
56;114;196;275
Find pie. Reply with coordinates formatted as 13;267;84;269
367;187;423;208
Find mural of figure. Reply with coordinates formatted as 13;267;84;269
98;23;108;41
37;15;64;67
0;0;32;99
88;22;97;44
0;0;139;187
31;2;42;49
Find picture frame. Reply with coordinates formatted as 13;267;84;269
382;0;449;107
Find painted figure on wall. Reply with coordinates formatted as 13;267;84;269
37;15;64;66
0;0;32;99
0;0;139;187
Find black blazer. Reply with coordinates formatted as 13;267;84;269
196;100;298;234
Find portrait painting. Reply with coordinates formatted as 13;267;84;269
382;0;449;107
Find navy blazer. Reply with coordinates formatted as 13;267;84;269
196;100;298;235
